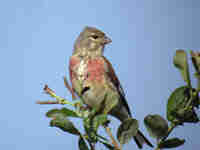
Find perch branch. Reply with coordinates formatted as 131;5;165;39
161;123;177;141
36;100;60;104
104;125;121;150
63;76;76;100
37;85;74;106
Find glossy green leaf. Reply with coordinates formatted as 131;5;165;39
60;107;80;117
117;118;139;145
144;114;168;139
167;86;189;122
173;108;199;123
50;117;80;135
173;50;191;86
78;137;89;150
167;86;199;123
158;138;185;149
46;109;62;118
46;107;79;118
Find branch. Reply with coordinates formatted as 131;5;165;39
161;123;177;141
36;100;61;104
44;84;57;97
63;76;76;100
37;84;74;106
104;125;122;150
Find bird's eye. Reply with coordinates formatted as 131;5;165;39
91;35;98;39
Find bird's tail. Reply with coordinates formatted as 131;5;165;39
134;130;153;149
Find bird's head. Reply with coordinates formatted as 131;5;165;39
73;26;112;56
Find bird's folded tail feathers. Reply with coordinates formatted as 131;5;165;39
134;130;153;149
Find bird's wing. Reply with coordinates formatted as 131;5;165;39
102;56;132;116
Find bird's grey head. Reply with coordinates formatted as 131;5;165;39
73;26;112;56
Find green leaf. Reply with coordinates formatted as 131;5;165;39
117;118;139;145
93;114;108;132
78;137;89;150
167;86;199;123
144;114;168;139
50;117;80;135
173;50;191;86
158;138;185;149
46;108;79;118
60;108;80;117
99;140;115;150
173;108;199;123
46;109;61;118
167;86;189;123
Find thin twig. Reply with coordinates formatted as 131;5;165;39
64;76;83;109
155;123;177;150
37;85;61;104
44;84;57;97
63;76;76;100
104;125;121;150
39;84;74;106
36;100;60;104
161;123;177;141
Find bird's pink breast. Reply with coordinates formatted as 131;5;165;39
70;56;80;68
69;56;81;82
86;58;105;82
69;56;105;86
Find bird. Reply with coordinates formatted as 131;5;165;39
69;26;153;149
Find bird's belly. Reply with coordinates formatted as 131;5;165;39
82;83;107;109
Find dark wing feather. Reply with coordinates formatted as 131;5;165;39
102;56;132;116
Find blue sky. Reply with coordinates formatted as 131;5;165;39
1;0;200;150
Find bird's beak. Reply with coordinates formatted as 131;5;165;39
103;36;112;44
